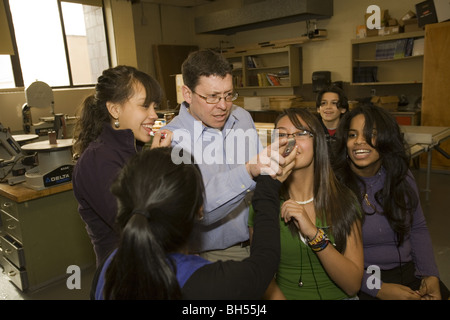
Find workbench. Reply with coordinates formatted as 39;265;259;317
0;182;95;292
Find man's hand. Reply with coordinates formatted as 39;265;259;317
246;138;296;180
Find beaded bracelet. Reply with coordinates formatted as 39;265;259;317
307;228;330;252
309;239;330;252
307;228;325;245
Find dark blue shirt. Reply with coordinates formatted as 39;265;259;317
72;123;140;265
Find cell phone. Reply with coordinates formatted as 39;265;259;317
283;137;296;157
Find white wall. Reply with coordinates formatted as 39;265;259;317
0;0;422;133
189;0;421;84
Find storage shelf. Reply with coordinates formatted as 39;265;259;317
248;65;289;70
354;55;423;63
351;31;425;85
224;45;302;89
351;30;425;44
351;81;422;86
236;85;291;89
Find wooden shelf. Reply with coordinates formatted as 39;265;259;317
247;65;289;70
354;55;423;63
351;31;425;85
351;81;423;86
351;31;425;44
224;45;302;89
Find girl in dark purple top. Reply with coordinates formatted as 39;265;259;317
72;65;172;266
333;103;449;300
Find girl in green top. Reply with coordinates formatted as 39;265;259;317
250;108;363;299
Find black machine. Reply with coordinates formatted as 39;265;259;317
312;71;331;93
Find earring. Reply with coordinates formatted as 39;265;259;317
114;119;120;128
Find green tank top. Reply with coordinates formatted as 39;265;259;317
249;201;350;300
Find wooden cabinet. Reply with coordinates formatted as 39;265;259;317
0;183;95;291
421;21;450;170
224;45;302;90
351;31;425;85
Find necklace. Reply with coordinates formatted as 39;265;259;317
363;193;379;215
296;197;314;205
298;239;305;287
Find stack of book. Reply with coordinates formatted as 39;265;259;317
256;73;286;86
375;38;417;60
247;56;264;68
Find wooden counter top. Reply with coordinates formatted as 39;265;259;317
0;182;73;203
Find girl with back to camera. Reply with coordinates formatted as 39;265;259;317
92;146;296;299
250;108;364;300
333;103;449;300
72;65;172;266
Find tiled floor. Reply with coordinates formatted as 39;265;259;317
0;265;96;300
414;168;450;288
0;168;449;300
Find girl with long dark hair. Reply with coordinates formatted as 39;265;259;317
72;65;172;266
252;108;363;300
92;146;296;299
333;103;448;300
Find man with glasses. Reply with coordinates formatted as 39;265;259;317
162;49;282;262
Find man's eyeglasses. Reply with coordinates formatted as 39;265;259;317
193;91;238;104
278;130;314;140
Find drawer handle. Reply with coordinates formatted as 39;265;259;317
7;224;17;230
4;248;12;254
3;202;13;208
8;270;16;277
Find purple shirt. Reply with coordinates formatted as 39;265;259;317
359;167;439;297
72;123;140;265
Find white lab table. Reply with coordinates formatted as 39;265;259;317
401;126;450;201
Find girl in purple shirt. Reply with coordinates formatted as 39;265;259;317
333;103;449;300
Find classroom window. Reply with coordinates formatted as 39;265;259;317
1;0;109;89
0;55;15;88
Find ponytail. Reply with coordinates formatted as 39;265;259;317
101;148;204;300
104;212;181;300
72;95;109;159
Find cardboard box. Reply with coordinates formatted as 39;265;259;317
348;100;360;111
356;25;367;38
269;96;303;111
371;95;399;111
401;10;417;21
388;18;398;26
405;22;424;32
378;26;400;36
243;97;270;111
367;28;379;37
399;17;418;26
399;18;424;32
